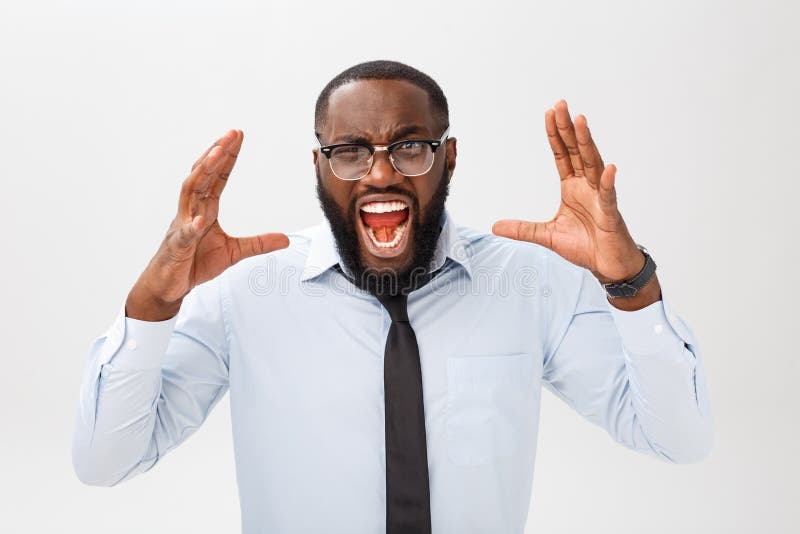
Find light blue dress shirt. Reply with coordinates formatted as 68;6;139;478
72;210;713;533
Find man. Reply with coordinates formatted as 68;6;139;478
72;61;713;533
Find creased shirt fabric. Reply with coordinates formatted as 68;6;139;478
72;210;713;534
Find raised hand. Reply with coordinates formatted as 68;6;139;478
126;130;289;321
492;100;659;307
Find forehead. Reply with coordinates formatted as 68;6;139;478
322;79;438;144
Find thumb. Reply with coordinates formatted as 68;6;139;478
229;232;291;264
492;219;551;248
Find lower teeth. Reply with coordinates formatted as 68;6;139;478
367;220;407;248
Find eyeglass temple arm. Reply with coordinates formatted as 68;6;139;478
432;127;450;151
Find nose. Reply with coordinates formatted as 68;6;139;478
361;149;405;188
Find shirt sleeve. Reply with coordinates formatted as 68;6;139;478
542;266;714;464
71;275;230;486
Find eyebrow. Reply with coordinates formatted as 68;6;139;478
331;125;429;145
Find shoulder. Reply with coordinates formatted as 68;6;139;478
453;224;595;325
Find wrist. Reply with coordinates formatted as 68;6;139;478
606;274;661;311
126;282;182;322
599;244;659;308
594;245;646;285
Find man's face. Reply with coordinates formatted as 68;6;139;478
314;79;457;287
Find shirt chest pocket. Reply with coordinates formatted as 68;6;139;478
445;353;537;466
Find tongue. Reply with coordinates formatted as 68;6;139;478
373;226;395;242
361;208;409;244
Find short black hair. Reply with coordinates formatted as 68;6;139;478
314;60;449;137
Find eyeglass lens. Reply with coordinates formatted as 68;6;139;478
329;141;435;180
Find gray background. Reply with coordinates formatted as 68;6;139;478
1;0;797;532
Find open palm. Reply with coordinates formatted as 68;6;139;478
493;100;643;283
130;130;288;317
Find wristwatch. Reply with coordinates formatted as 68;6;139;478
602;245;657;299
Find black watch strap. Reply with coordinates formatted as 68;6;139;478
602;245;657;299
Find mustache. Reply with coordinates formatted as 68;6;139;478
314;165;419;220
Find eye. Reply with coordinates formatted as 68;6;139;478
331;145;368;162
393;141;426;156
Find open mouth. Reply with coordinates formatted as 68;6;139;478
357;197;412;258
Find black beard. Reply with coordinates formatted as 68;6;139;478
316;165;450;295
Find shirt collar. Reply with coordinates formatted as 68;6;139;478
300;209;473;283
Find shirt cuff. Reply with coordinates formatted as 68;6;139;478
106;313;179;371
607;298;688;354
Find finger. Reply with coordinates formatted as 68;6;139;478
229;232;291;265
208;130;244;200
178;130;241;222
598;163;618;212
192;145;215;172
179;145;226;222
196;129;242;192
192;129;237;171
574;114;605;186
492;219;552;248
554;100;584;176
545;109;573;180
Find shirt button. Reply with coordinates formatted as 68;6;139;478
126;339;138;350
653;323;664;335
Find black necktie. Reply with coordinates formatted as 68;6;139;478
375;290;432;534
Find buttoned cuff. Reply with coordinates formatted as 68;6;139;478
103;305;178;371
607;298;692;355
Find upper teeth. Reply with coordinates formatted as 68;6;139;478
361;200;407;213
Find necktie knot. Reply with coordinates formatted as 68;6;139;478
376;292;409;323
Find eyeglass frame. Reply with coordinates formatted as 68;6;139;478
315;128;450;181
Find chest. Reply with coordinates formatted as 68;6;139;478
226;279;545;415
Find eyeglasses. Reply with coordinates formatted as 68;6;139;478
317;128;450;181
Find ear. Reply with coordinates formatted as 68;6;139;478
312;148;319;167
445;137;457;179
